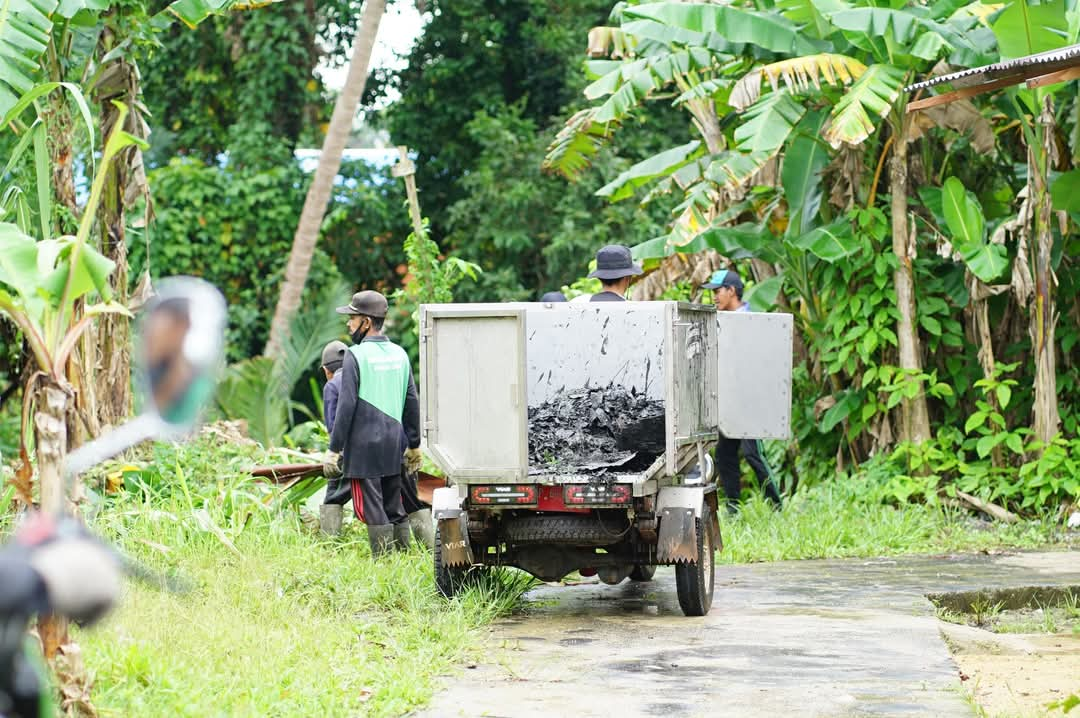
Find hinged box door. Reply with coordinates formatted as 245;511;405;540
666;303;720;474
420;307;528;481
715;312;793;440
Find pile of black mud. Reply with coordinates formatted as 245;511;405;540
527;386;665;474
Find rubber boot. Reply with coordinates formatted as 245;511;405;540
764;481;784;510
392;522;412;552
367;524;395;558
319;504;343;536
408;509;435;550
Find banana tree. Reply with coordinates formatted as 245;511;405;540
545;0;993;444
1;0;276;434
932;175;1011;463
0;100;144;656
984;0;1079;445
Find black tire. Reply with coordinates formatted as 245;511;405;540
434;524;467;598
674;509;715;616
629;564;657;581
503;514;626;546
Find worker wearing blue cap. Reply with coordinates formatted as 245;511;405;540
703;268;783;511
701;268;749;312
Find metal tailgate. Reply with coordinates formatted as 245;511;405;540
715;312;793;440
420;306;528;482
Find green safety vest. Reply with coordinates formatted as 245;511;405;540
348;341;411;419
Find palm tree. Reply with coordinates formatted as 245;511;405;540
265;0;387;358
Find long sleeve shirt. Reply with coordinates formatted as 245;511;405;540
322;369;343;433
328;336;420;479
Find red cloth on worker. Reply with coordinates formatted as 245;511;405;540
350;479;366;522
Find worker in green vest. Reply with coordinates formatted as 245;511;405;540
326;290;423;557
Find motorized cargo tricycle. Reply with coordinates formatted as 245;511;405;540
420;301;791;616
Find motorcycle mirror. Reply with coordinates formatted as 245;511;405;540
136;277;227;430
64;277;227;480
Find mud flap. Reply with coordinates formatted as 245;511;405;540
705;490;723;552
657;506;697;563
436;512;473;568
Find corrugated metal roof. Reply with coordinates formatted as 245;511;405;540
905;43;1080;93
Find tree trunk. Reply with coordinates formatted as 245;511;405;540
889;122;931;444
1030;97;1060;445
43;91;78;230
90;27;144;430
689;100;724;155
265;0;388;358
34;378;71;658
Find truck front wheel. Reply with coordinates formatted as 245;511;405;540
674;507;714;616
629;564;656;581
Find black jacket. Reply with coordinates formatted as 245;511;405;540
322;369;342;433
329;336;421;479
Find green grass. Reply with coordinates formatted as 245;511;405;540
717;477;1066;564
80;525;523;717
72;436;532;718
18;436;1072;716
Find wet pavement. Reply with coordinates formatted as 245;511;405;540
416;550;1080;717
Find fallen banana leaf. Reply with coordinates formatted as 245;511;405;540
249;464;446;504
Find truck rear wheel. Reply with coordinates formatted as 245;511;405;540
434;524;467;598
674;508;714;616
629;564;656;581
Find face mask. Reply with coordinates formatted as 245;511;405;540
350;318;369;345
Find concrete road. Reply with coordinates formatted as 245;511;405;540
417;551;1080;717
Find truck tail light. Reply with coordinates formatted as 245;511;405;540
470;485;537;505
564;484;632;505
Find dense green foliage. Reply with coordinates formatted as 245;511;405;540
141;0;362;167
130;0;410;368
545;0;1080;516
130;159;352;361
380;0;686;300
5;0;1078;512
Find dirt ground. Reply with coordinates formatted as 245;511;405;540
940;621;1080;717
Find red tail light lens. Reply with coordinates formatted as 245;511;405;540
470;485;537;505
564;484;632;505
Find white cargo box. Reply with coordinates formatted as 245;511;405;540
419;302;791;485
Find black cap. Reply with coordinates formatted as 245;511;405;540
587;244;643;280
702;269;744;292
335;290;388;317
540;291;568;303
321;340;347;371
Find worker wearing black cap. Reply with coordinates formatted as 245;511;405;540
319;340;352;534
327;290;423;556
588;245;643;301
702;269;783;511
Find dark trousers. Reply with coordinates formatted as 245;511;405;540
350;474;407;526
323;478;353;506
328;469;425;514
401;469;426;514
716;433;782;506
